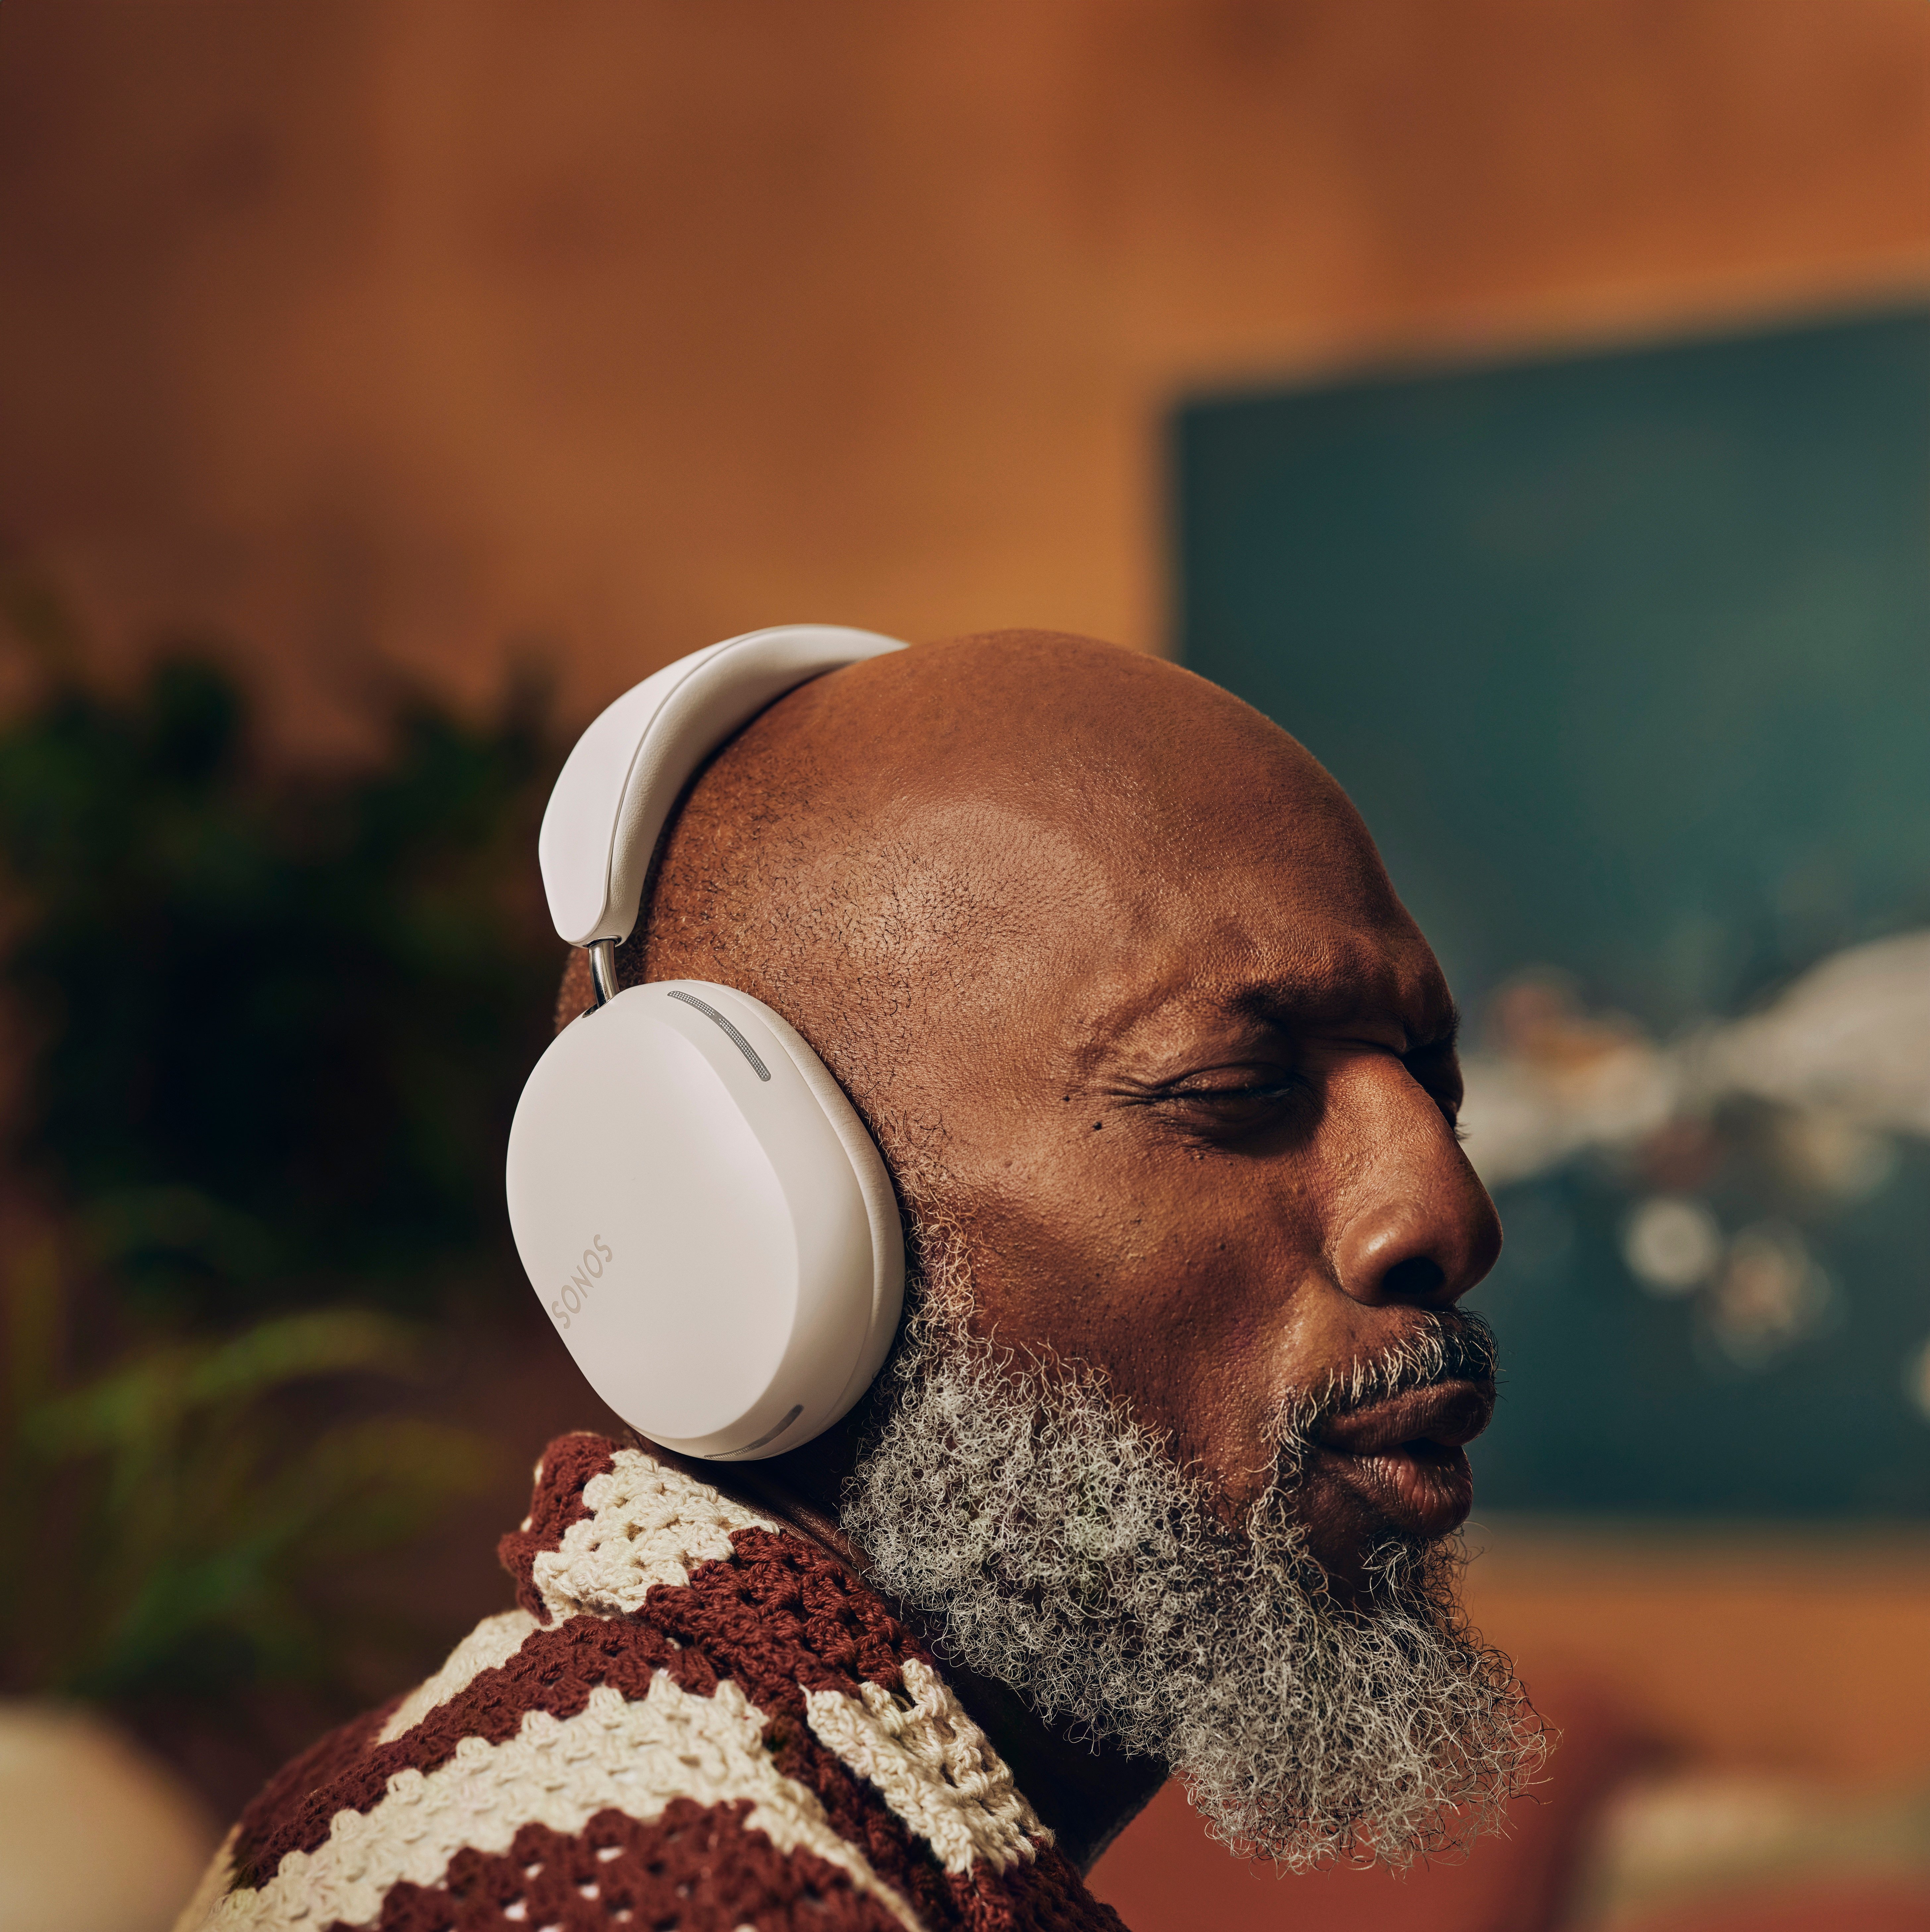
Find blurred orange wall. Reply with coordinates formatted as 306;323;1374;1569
1464;1524;1930;1784
2;0;1927;743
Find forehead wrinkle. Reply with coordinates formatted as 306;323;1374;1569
959;802;1428;1073
1226;943;1455;1046
1047;910;1454;1086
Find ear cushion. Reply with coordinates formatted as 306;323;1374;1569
719;987;907;1421
505;981;903;1459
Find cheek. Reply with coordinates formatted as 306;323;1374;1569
946;1123;1327;1497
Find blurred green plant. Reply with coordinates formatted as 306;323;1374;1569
0;578;565;1324
0;1237;496;1704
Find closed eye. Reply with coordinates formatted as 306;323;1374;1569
1149;1066;1309;1141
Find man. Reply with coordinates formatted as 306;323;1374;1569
180;634;1542;1932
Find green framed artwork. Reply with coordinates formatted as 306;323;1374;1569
1178;309;1930;1518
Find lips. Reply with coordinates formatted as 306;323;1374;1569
1311;1381;1494;1540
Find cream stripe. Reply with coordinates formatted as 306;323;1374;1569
376;1609;541;1744
807;1658;1048;1875
530;1448;781;1620
199;1674;923;1932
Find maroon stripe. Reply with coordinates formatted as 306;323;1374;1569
657;1525;933;1704
229;1697;396;1893
946;1847;1135;1932
336;1799;911;1932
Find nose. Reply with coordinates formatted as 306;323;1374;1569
1325;1060;1502;1308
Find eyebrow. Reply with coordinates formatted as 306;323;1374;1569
1223;978;1461;1058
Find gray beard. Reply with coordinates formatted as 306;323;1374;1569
841;1250;1544;1869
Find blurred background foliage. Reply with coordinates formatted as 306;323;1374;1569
0;1242;493;1708
0;575;562;1717
0;574;562;1326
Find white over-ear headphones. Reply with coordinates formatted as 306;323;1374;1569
505;626;909;1459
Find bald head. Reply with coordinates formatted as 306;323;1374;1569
561;630;1413;1190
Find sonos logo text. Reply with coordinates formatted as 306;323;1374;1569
550;1234;614;1330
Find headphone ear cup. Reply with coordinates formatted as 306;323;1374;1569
505;981;903;1459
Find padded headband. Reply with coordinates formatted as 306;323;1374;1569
538;625;908;948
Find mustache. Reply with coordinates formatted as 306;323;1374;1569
1290;1308;1499;1436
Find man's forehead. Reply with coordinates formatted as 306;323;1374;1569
890;713;1383;894
789;637;1452;1038
1066;916;1456;1064
887;787;1448;1048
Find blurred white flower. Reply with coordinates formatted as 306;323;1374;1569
1622;1197;1724;1296
1701;1222;1832;1368
1458;931;1930;1190
1763;1108;1899;1202
1457;975;1677;1188
1703;932;1930;1136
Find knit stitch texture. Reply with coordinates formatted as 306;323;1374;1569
174;1433;1132;1932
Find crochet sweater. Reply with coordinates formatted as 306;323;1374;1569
175;1433;1131;1932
